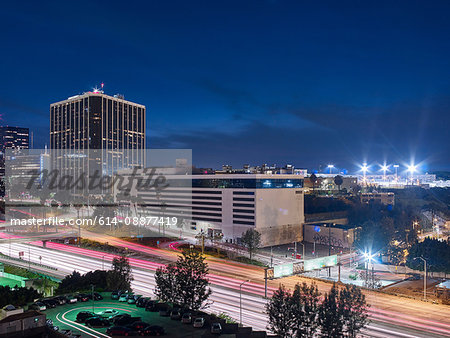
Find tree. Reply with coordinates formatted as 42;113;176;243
339;284;370;337
155;249;211;310
154;264;178;303
175;250;211;310
107;255;133;291
407;238;450;273
318;284;343;337
334;175;344;192
266;286;294;338
241;228;261;261
291;282;321;337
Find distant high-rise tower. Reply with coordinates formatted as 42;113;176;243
0;126;30;154
50;89;146;177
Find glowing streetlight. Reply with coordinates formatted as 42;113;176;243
360;163;369;183
327;164;334;175
363;251;376;288
380;164;389;181
407;163;417;184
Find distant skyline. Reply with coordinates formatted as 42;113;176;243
1;1;449;172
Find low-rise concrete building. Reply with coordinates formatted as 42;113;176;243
0;310;45;337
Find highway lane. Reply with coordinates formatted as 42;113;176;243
1;241;448;337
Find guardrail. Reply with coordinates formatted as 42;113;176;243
0;253;58;271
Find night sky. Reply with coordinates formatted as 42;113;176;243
1;1;449;173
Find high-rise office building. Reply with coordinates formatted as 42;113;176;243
0;126;30;177
50;89;146;177
0;126;29;153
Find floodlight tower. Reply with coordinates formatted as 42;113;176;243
361;163;369;184
407;163;417;185
393;164;399;182
327;164;334;175
380;164;389;182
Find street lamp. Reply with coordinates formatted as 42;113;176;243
407;163;417;185
327;164;334;175
239;279;250;326
363;251;376;288
413;257;427;301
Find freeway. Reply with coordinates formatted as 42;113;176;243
0;237;449;337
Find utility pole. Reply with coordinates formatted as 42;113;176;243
328;225;332;277
239;280;250;326
91;284;95;313
264;268;268;298
414;257;427;300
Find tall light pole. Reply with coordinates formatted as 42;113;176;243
327;164;334;175
239;279;250;326
360;163;369;184
363;251;375;288
413;257;427;300
393;164;399;182
407;163;417;185
380;164;389;182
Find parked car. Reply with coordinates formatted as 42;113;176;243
126;321;148;332
97;309;119;319
119;293;128;302
181;313;192;324
193;317;205;328
29;302;46;311
76;294;89;302
76;311;95;323
53;296;67;305
136;297;149;308
111;291;120;300
127;296;137;304
85;317;110;328
211;322;222;334
66;295;78;304
106;326;131;337
41;299;58;308
145;300;158;312
114;315;141;326
142;325;165;336
170;310;181;320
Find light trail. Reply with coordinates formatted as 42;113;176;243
1;241;448;337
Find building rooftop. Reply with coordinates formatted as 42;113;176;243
0;310;42;323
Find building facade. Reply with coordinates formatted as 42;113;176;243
0;127;29;154
50;90;145;177
0;127;29;177
115;171;305;246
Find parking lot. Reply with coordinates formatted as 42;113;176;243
44;293;231;337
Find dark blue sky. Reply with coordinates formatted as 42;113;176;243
1;0;449;172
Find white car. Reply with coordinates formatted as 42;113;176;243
193;317;205;328
119;294;128;302
96;309;119;318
